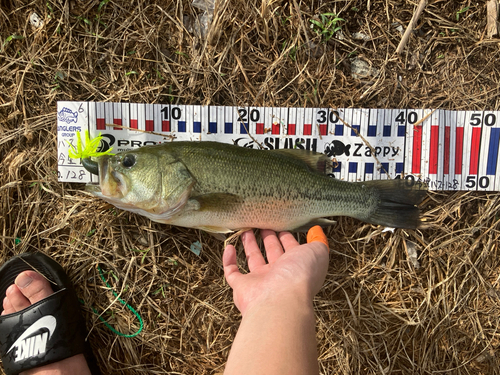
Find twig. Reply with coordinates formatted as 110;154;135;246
396;0;428;55
487;0;499;38
292;0;311;47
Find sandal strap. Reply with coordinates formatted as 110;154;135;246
0;253;101;375
0;288;89;375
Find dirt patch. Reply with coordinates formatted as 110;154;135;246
1;0;500;374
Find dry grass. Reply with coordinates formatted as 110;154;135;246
2;0;500;374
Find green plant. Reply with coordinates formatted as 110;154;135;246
309;13;344;42
281;14;292;26
2;35;23;50
98;0;110;12
153;68;164;80
76;15;92;27
456;6;469;21
175;50;189;59
167;257;178;266
51;72;62;92
152;283;170;298
167;85;174;103
131;248;150;264
46;2;53;19
106;270;119;282
280;40;297;60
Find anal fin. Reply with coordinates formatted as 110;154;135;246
196;225;234;234
291;218;337;233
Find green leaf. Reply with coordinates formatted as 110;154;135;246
98;0;110;12
310;19;323;28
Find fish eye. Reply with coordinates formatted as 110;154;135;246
122;154;136;168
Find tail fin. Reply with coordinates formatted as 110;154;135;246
362;179;427;229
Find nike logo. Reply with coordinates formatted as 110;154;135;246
7;315;56;362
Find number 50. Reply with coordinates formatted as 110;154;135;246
465;175;489;189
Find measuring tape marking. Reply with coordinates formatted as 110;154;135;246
56;101;500;191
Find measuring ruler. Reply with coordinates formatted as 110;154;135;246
56;101;500;191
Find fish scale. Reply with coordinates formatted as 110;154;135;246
84;141;426;233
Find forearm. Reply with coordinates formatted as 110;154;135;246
224;294;319;375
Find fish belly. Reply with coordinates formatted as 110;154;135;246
165;197;333;233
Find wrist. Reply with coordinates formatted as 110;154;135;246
242;288;314;318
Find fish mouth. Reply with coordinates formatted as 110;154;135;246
84;156;125;198
83;157;103;195
98;156;109;180
100;156;128;198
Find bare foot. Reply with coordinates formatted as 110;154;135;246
2;271;92;375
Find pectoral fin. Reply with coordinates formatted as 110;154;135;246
192;193;243;212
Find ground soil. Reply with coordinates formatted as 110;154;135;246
1;0;500;374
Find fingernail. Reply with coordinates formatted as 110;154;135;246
15;272;33;289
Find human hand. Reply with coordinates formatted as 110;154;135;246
223;226;329;316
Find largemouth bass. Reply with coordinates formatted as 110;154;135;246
84;141;426;233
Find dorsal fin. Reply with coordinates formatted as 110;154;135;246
271;149;332;174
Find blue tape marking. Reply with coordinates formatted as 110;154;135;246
240;122;248;134
396;163;404;174
383;125;391;137
351;125;360;136
335;124;343;136
349;162;358;173
225;122;233;134
367;125;376;137
333;162;341;172
486;128;500;175
209;122;217;133
398;125;406;137
193;121;201;133
178;121;186;132
365;163;374;174
381;162;389;174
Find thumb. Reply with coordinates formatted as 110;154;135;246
307;226;329;252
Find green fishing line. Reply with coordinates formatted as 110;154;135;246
85;265;144;338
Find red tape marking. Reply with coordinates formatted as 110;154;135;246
411;125;422;174
429;125;439;174
469;127;481;175
444;126;450;175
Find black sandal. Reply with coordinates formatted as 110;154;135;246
0;252;101;375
